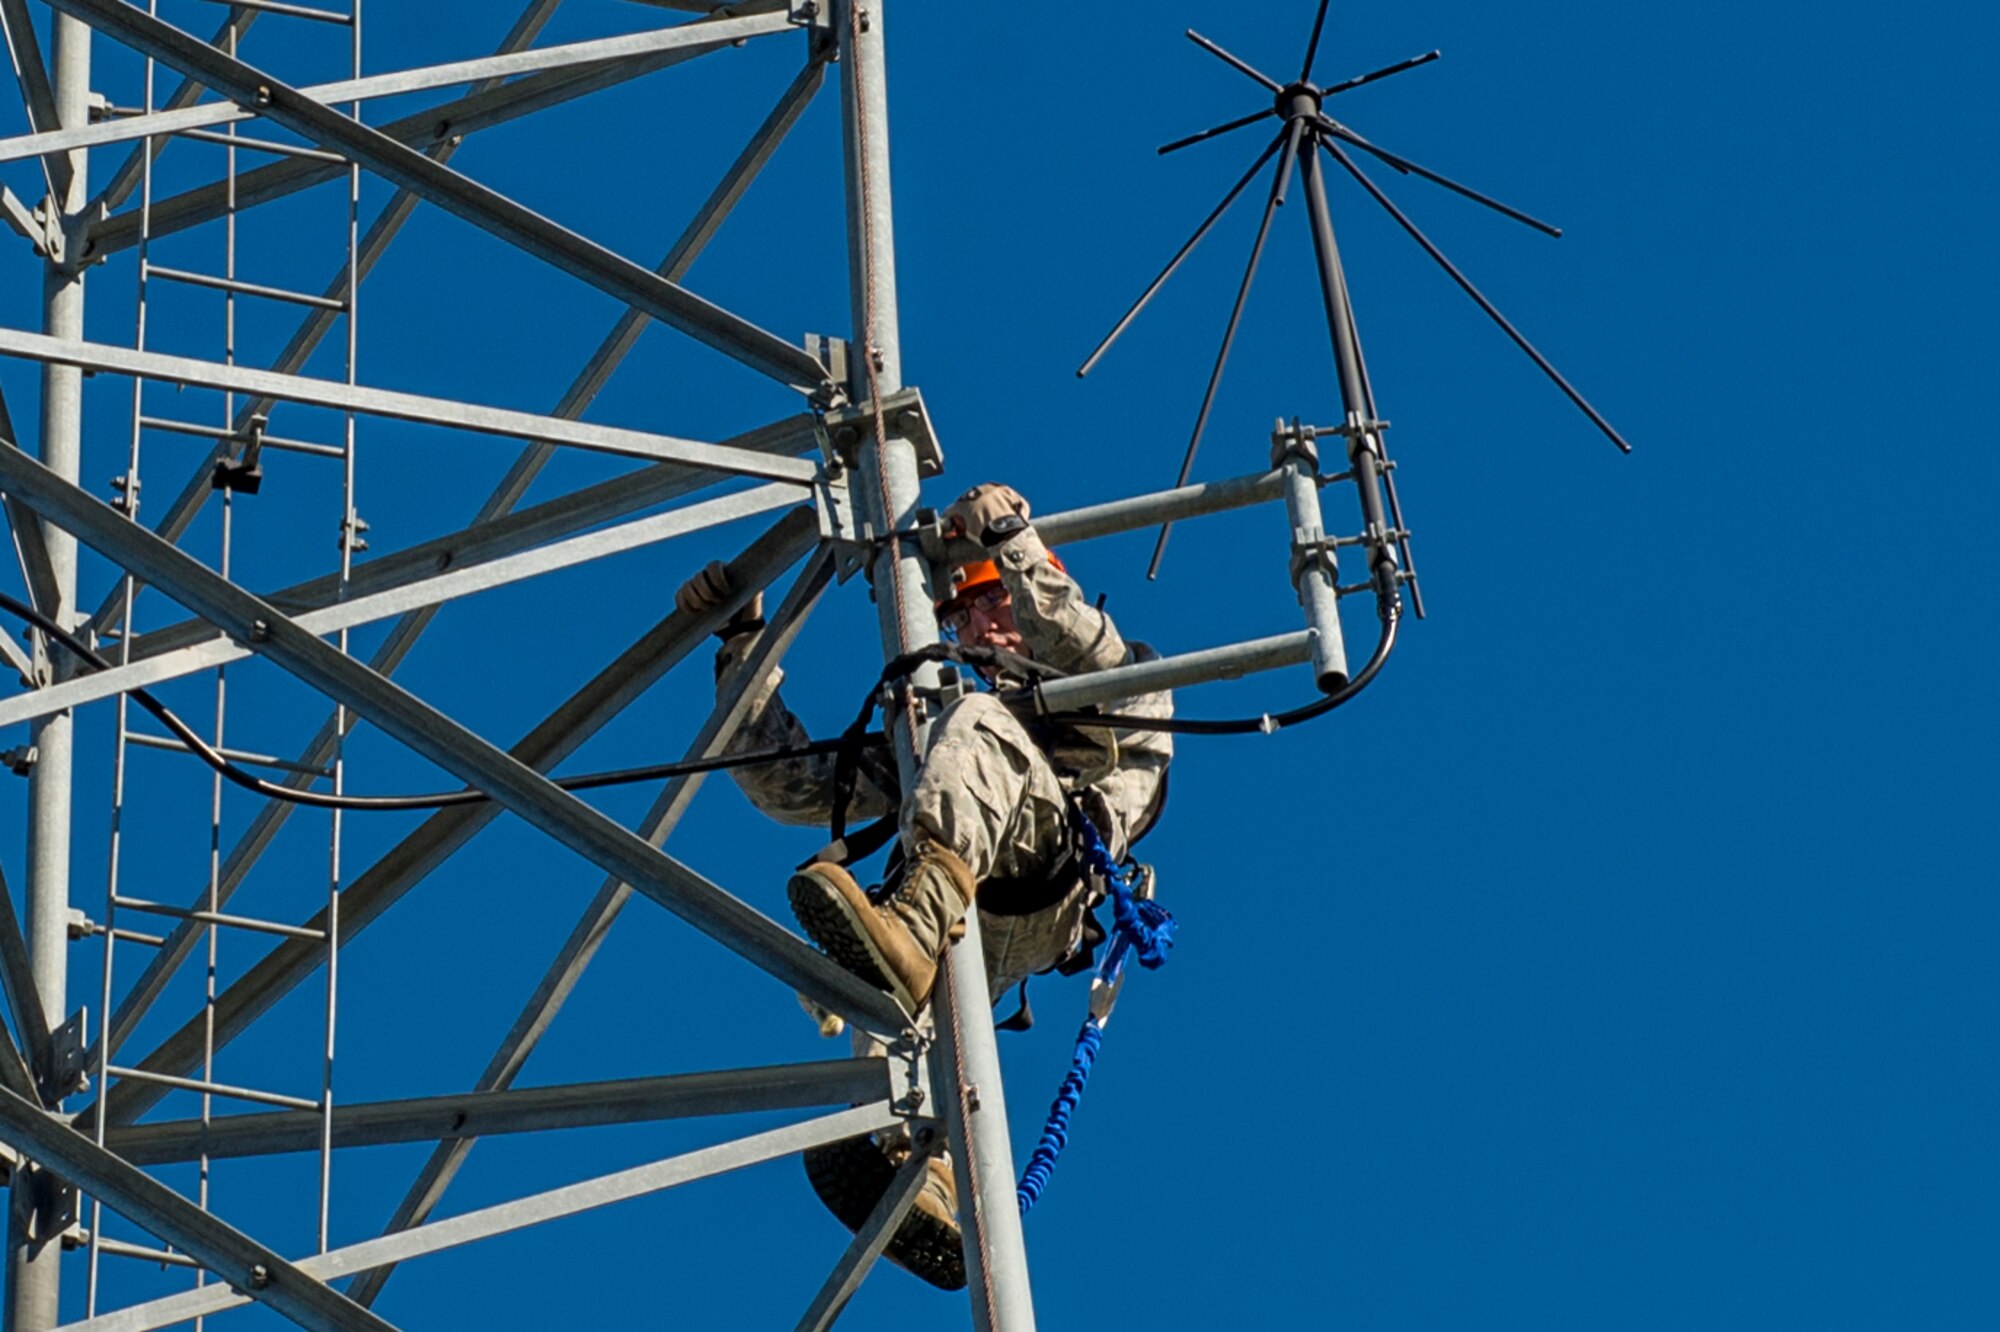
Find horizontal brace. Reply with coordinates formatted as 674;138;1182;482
1032;629;1317;713
0;1083;395;1332
102;1058;893;1165
0;483;811;730
59;1102;908;1332
0;327;819;481
132;414;819;655
3;10;794;164
937;466;1307;564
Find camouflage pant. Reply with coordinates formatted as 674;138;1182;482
900;692;1092;995
851;694;1098;1162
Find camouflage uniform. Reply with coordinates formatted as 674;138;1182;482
719;525;1172;994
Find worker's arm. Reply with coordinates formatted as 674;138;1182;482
993;525;1129;674
678;564;899;828
945;483;1128;674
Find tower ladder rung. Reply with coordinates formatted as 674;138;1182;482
174;127;348;163
110;895;329;944
144;263;349;312
186;0;353;25
66;1232;203;1270
138;414;346;458
104;1066;323;1112
123;729;335;780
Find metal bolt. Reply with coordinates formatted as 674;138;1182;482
965;1084;982;1113
248;1264;269;1288
247;619;269;642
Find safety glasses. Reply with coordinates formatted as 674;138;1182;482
940;584;1008;634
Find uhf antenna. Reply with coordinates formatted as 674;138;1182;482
1080;1;1632;587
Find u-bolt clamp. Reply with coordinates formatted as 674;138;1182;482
1328;415;1392;463
1269;419;1320;470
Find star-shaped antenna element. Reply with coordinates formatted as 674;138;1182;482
1082;1;1631;585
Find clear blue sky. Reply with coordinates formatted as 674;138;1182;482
1;0;1994;1326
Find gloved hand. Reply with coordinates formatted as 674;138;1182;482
944;482;1031;546
674;560;763;639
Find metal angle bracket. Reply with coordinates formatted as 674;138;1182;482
791;0;837;42
818;386;944;481
812;471;873;583
16;1167;79;1243
49;1007;89;1098
888;1028;933;1118
806;365;945;582
0;183;111;268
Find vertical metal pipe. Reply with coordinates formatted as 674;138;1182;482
8;12;89;1331
835;2;1036;1326
1278;429;1349;689
1298;137;1400;602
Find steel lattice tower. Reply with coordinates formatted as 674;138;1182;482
0;1;1626;1326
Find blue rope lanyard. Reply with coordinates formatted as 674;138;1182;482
1016;807;1176;1215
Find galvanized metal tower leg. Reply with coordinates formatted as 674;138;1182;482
835;2;1036;1326
6;14;88;1331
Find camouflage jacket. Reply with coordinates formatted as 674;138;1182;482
717;524;1173;855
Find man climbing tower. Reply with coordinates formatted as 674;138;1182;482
676;481;1171;1289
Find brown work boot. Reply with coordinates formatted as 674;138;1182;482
787;842;976;1012
803;1136;966;1291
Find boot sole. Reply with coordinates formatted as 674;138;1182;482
787;871;920;1014
803;1137;967;1292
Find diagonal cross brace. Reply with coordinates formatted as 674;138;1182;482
0;444;906;1038
0;1082;399;1332
0;0;73;196
55;1103;909;1332
349;549;836;1306
0;480;811;731
0;381;62;622
0;9;796;164
87;54;829;1056
39;0;830;393
92;513;822;1108
0;860;54;1094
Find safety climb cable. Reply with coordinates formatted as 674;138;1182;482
1016;806;1176;1215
